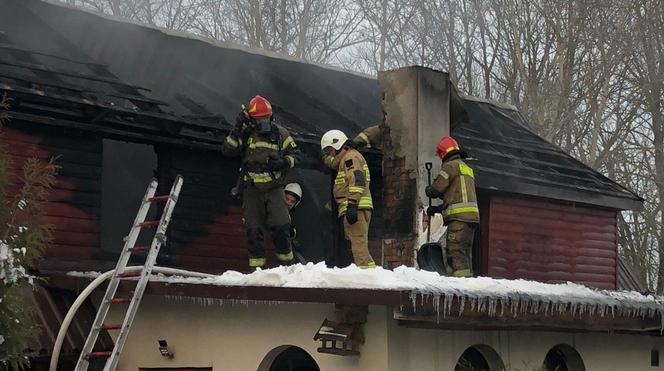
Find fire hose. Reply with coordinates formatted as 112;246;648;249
49;266;214;371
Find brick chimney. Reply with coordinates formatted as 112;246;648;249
378;67;452;268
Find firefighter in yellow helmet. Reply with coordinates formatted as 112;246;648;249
222;95;299;269
321;130;376;268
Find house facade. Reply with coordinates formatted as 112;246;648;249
0;1;660;370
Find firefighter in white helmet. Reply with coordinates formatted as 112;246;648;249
321;130;376;268
284;182;302;211
284;182;306;264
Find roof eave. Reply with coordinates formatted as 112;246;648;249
46;274;662;335
477;178;644;211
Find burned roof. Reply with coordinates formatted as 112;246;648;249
454;96;643;210
1;0;380;140
0;0;642;211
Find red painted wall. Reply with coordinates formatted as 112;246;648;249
486;196;617;289
1;126;102;264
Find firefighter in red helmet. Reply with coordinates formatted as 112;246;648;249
222;95;300;269
425;136;479;277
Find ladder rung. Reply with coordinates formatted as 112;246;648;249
109;297;130;304
128;246;150;253
137;220;159;228
85;351;112;359
148;195;171;202
100;324;122;330
117;270;142;278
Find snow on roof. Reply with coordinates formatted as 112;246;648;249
69;262;664;326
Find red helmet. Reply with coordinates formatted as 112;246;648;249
436;136;460;159
247;95;273;118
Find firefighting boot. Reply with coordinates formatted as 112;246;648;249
247;228;266;269
271;223;294;265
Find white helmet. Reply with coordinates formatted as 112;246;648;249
320;129;348;151
284;182;303;206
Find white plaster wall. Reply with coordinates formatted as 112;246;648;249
110;296;664;371
109;296;390;371
387;326;664;371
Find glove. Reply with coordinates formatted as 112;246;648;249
425;185;442;198
267;156;288;171
346;203;358;225
235;110;249;128
234;111;250;134
426;205;444;216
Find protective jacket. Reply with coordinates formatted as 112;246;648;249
430;154;479;224
223;123;299;190
353;125;383;150
325;146;373;216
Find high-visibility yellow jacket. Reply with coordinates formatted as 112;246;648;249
352;125;383;150
222;123;298;189
431;155;479;224
324;147;373;216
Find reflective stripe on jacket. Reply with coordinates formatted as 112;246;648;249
431;156;479;223
222;123;299;189
326;147;373;216
352;125;383;150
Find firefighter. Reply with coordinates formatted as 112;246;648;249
222;95;299;269
284;182;302;211
284;182;306;264
425;136;479;277
321;129;376;269
352;124;383;150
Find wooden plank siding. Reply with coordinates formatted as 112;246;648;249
1;125;102;261
156;147;254;272
487;196;618;289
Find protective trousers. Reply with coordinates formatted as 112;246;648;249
243;186;293;267
446;220;477;277
342;210;375;268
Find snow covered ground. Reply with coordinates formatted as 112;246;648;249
68;262;664;325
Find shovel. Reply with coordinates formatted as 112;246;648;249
416;162;446;275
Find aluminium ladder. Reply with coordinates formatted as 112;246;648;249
75;175;184;371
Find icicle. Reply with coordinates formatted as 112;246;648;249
514;298;519;317
459;295;466;317
447;294;453;317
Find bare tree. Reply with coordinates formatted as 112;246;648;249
622;0;664;291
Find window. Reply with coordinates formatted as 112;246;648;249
454;344;505;371
257;345;320;371
101;139;157;253
542;344;586;371
652;349;660;367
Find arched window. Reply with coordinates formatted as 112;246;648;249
454;344;505;371
542;344;586;371
257;345;320;371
